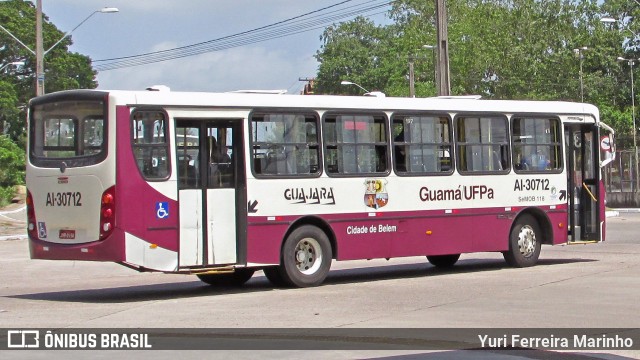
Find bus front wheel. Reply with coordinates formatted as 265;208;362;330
196;268;255;287
503;214;542;267
277;225;332;287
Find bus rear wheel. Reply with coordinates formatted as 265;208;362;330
196;268;255;287
427;254;460;268
276;225;332;288
503;214;542;267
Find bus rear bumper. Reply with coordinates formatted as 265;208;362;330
29;229;125;262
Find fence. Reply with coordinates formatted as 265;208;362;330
603;134;640;207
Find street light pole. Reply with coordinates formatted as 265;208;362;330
340;80;370;94
36;0;44;96
408;56;415;97
407;45;436;98
574;46;588;102
43;7;119;57
0;61;26;73
619;57;639;191
0;2;119;96
422;45;436;91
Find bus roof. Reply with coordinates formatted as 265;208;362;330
37;89;601;119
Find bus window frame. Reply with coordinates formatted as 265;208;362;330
511;115;564;175
41;115;79;156
454;113;511;176
249;109;323;179
391;111;454;177
322;111;391;178
130;107;171;182
28;91;109;169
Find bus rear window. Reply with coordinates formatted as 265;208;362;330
30;100;106;167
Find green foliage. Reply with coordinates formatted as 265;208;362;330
315;17;396;94
0;135;24;189
0;136;22;204
0;186;15;207
0;0;98;203
0;79;21;141
314;0;640;144
0;0;98;131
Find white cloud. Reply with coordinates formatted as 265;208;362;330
96;45;318;93
39;0;388;93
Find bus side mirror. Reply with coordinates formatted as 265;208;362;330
600;133;616;167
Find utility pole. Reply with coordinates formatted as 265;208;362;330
36;0;44;96
435;0;450;96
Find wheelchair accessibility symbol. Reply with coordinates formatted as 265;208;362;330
156;202;169;219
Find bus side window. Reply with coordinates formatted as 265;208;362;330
131;111;170;181
393;114;452;175
512;117;562;173
323;114;388;176
251;113;320;177
456;116;509;174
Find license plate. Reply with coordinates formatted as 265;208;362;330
59;229;76;240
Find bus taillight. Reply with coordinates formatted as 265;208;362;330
26;190;38;240
99;186;116;240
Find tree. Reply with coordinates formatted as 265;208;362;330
314;0;638;142
0;0;98;143
0;0;98;204
315;17;397;95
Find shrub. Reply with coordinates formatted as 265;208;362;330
0;135;25;205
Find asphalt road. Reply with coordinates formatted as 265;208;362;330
0;212;639;359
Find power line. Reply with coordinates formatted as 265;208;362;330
94;0;356;63
95;0;391;70
94;0;393;71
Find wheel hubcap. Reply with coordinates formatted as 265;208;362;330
518;225;537;257
295;237;322;275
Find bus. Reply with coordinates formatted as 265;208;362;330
26;89;615;288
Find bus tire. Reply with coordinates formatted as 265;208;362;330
263;266;288;287
503;214;542;267
196;268;255;287
427;254;460;268
279;225;332;287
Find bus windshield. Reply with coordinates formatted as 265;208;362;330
29;100;106;167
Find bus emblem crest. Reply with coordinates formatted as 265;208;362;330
364;179;388;209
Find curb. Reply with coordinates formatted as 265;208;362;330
606;208;640;217
611;208;640;213
0;234;27;241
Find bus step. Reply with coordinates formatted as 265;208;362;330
188;266;236;275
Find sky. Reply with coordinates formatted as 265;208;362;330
39;0;391;94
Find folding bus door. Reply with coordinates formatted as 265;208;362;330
176;119;245;267
565;123;600;242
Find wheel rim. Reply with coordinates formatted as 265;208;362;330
294;237;323;275
517;225;537;258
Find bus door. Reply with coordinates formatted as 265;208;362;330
176;119;246;267
565;123;600;242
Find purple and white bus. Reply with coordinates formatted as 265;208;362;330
26;89;615;287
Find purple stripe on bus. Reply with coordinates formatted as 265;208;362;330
29;229;126;261
115;106;179;252
246;205;569;264
599;180;606;241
